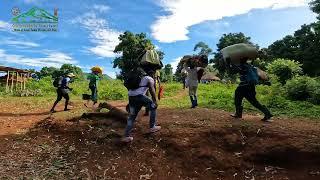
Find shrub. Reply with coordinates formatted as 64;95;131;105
284;76;316;102
267;59;303;85
307;79;320;105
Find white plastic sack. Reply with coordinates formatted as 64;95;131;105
221;43;258;64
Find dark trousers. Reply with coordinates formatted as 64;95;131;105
125;95;157;137
89;85;98;103
235;84;270;116
51;88;69;111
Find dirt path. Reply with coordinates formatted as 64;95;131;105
0;98;320;179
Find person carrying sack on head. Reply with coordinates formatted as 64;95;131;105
229;57;273;122
183;62;201;108
50;73;75;113
122;68;161;143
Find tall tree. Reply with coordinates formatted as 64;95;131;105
113;31;163;79
60;64;83;78
174;58;186;82
193;41;213;56
161;64;173;82
267;22;320;76
267;35;298;61
37;67;59;78
310;0;320;18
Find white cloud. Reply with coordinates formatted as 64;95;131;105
170;56;183;73
154;45;161;50
107;71;117;79
0;49;77;68
0;39;40;48
23;0;39;3
151;0;309;43
72;12;121;58
93;4;110;13
0;20;10;31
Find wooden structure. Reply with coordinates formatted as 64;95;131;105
0;66;30;92
200;72;221;84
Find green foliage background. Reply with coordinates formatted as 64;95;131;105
2;77;318;119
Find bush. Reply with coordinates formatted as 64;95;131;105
26;76;55;96
267;59;303;85
307;79;320;105
284;76;320;104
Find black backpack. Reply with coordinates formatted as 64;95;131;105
53;76;63;88
124;68;146;90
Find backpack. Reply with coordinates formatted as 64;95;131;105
124;69;147;90
53;76;63;88
246;65;259;85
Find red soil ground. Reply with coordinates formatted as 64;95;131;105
0;99;320;179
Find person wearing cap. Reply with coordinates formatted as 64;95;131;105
50;73;75;113
85;68;101;107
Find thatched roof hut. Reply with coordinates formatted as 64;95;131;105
201;72;220;83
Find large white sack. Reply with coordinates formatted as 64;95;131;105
221;43;258;64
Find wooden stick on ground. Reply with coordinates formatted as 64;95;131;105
82;102;128;124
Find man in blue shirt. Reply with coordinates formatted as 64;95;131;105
230;58;273;122
50;73;75;113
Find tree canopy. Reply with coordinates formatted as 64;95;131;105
310;0;320;19
160;64;173;82
267;22;320;76
37;64;83;79
193;41;213;56
113;31;164;79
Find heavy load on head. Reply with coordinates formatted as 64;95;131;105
140;49;163;70
221;43;258;64
181;55;208;68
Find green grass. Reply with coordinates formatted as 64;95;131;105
1;78;320;119
160;82;320;119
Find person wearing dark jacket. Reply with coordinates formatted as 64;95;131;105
50;73;75;113
230;58;273;122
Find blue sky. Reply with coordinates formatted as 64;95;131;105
0;0;317;78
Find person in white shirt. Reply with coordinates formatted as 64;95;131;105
183;63;201;108
122;70;161;143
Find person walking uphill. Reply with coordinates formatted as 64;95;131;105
144;69;161;116
122;69;161;143
86;69;101;107
183;62;200;108
230;58;273;122
50;73;75;113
